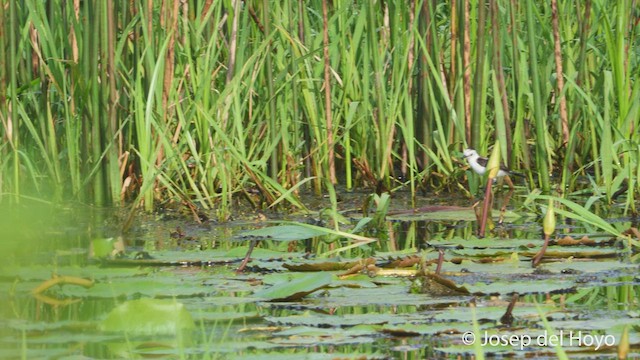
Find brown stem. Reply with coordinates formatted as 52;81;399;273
532;234;550;267
226;0;240;84
32;276;94;295
147;0;153;42
162;0;180;117
70;0;80;63
236;240;258;273
478;178;493;237
551;0;569;146
202;0;214;19
449;0;457;99
106;0;121;204
435;249;445;275
248;5;265;34
220;0;241;130
500;293;519;326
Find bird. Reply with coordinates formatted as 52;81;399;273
463;148;522;179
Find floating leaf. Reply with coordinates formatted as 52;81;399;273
432;304;559;323
224;246;298;259
235;225;328;242
519;249;618;259
413;273;470;296
100;298;195;335
98;298;195;358
463;278;575;295
443;259;532;275
266;312;405;327
283;260;362;272
540;260;637;274
382;321;487;336
305;282;465;308
254;272;333;301
555;236;597;246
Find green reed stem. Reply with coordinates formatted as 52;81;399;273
525;0;550;192
263;0;278;180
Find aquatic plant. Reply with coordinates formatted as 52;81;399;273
0;1;638;216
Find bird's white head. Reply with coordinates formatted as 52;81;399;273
463;148;478;159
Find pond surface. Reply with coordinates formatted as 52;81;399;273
1;190;639;359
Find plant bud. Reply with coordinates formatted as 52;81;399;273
487;144;501;179
543;199;556;236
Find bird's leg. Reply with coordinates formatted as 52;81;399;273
504;175;515;191
499;176;515;223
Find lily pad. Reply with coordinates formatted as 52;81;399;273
235;225;329;241
389;208;522;222
224;246;301;259
265;312;403;327
382;321;489;336
462;278;576;295
99;298;195;335
254;272;334;301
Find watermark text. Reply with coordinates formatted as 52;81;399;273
461;330;615;350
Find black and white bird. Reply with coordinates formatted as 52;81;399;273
463;148;520;178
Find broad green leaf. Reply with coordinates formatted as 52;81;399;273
100;298;195;335
236;225;328;242
254;272;333;301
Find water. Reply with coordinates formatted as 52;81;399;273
1;191;639;359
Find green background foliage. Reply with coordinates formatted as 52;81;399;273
0;0;638;214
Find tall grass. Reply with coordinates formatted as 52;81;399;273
0;0;638;214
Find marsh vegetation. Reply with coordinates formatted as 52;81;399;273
1;0;639;358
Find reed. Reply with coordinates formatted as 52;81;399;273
0;1;638;213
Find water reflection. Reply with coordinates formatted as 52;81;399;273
1;191;639;358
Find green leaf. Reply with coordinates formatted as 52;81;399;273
254;273;333;302
236;225;328;242
100;298;195;335
533;195;623;237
